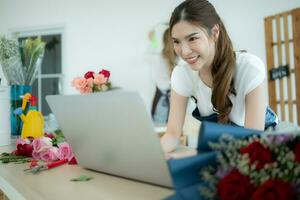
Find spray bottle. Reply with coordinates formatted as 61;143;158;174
14;93;44;139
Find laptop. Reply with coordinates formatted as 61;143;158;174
46;90;173;188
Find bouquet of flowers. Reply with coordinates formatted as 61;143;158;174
0;130;77;174
0;36;45;85
200;132;300;200
72;69;112;94
11;130;76;164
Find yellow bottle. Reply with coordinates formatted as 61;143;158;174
15;93;44;139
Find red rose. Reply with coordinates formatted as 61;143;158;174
84;71;95;79
294;141;300;163
240;141;273;169
44;132;55;139
252;179;296;200
68;156;78;165
16;143;33;157
217;169;254;200
99;69;110;78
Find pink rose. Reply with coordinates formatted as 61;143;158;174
32;151;41;160
16;138;30;146
57;142;74;161
79;86;93;94
40;147;59;162
72;77;87;89
32;137;53;153
93;73;107;85
86;78;94;88
32;138;42;152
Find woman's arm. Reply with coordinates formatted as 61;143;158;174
160;89;188;152
244;81;267;131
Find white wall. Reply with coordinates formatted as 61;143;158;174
211;0;300;63
0;0;300;110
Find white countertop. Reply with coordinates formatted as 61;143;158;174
0;145;173;200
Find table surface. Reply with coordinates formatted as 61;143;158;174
0;145;173;200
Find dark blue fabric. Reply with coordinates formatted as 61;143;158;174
152;88;171;124
197;122;262;152
264;106;277;130
168;152;216;190
165;183;208;200
192;106;277;130
166;122;263;200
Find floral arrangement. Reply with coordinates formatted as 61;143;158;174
2;130;76;163
0;130;88;175
72;69;112;94
200;133;300;200
0;36;45;85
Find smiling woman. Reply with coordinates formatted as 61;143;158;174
171;22;216;73
160;0;278;154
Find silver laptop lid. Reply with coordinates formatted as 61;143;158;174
46;90;172;187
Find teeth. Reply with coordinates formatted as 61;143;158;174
186;56;198;63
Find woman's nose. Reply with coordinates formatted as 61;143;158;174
180;42;192;57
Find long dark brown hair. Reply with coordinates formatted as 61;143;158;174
169;0;236;124
162;28;177;76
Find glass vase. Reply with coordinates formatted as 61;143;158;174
10;85;32;137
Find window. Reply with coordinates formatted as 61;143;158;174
13;26;64;116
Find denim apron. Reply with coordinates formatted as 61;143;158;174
151;87;171;124
191;96;278;130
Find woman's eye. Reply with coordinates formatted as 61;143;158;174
189;37;198;42
173;40;180;44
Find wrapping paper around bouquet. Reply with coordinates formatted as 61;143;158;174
167;152;216;200
168;151;216;190
197;122;262;152
166;122;263;200
166;183;208;200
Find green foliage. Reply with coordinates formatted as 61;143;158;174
0;152;32;163
0;35;46;85
52;129;66;146
70;175;93;182
19;37;45;85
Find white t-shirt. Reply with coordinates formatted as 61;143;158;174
149;53;171;91
171;52;266;126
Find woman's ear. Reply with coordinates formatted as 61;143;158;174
211;24;220;41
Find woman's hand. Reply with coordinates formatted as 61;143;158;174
161;89;188;158
160;133;180;153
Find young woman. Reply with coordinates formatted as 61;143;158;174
161;0;278;153
150;28;177;124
